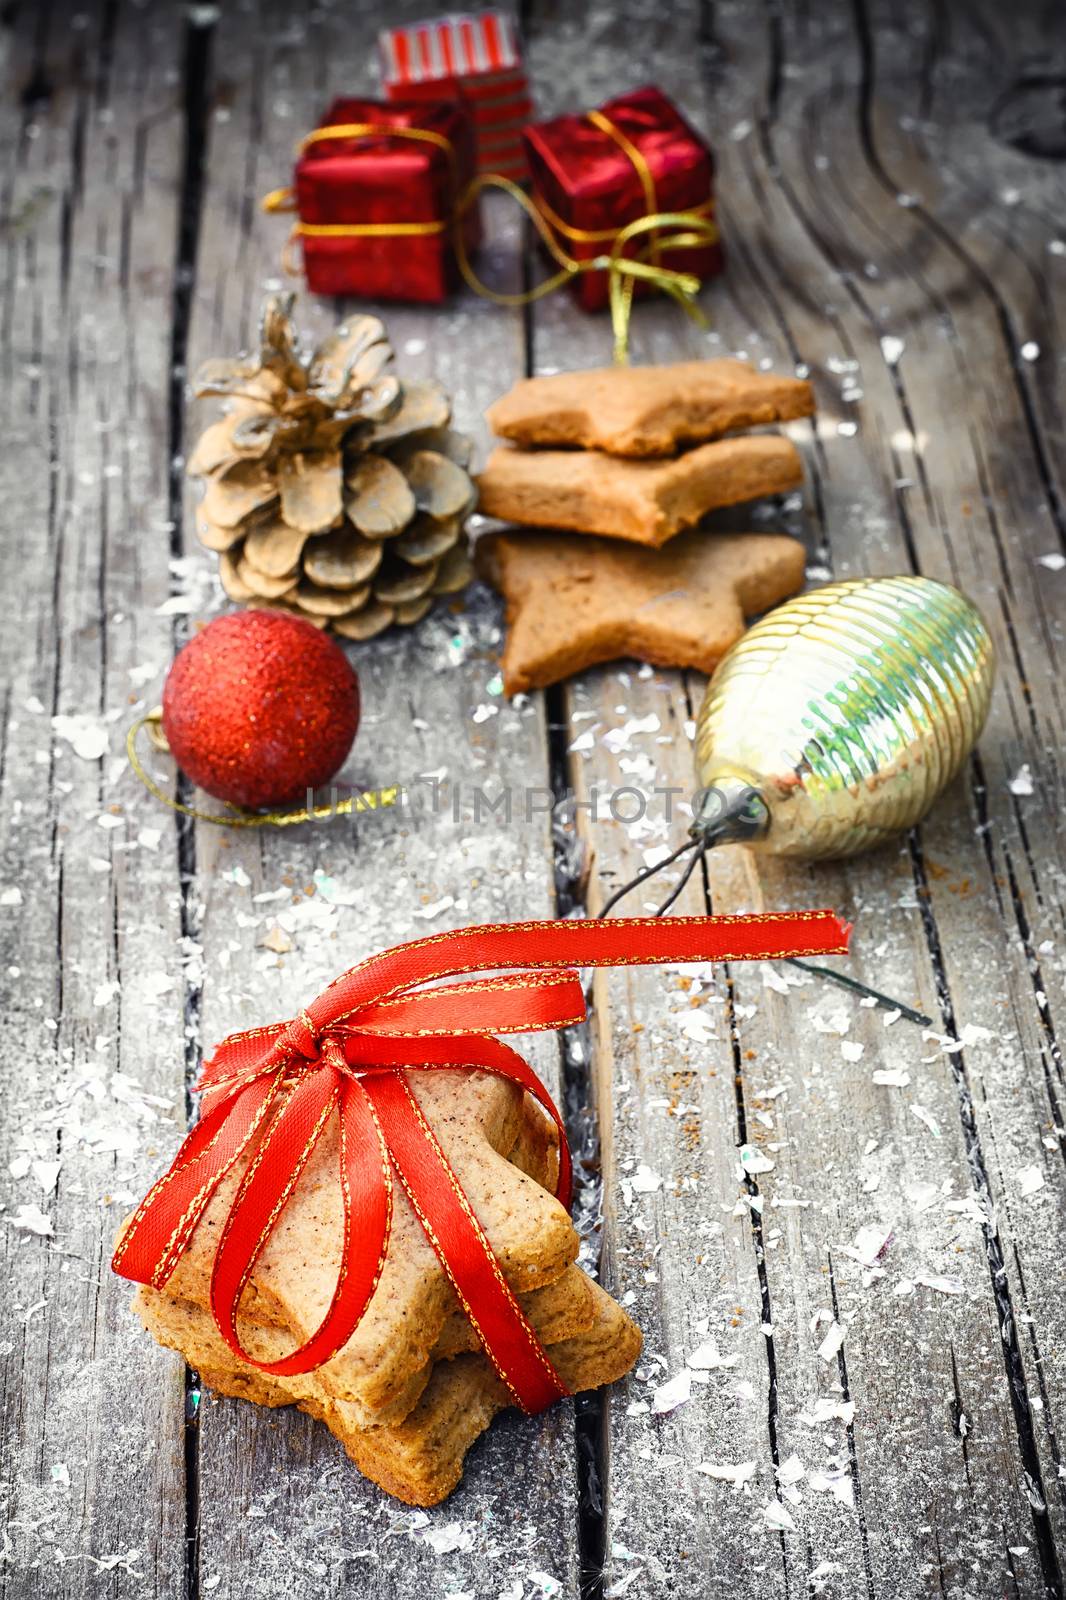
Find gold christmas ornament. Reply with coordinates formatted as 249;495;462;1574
691;575;996;860
187;293;477;639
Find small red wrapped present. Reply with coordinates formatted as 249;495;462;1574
379;11;532;180
523;85;724;313
286;97;481;303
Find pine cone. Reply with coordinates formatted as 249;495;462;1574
187;293;476;639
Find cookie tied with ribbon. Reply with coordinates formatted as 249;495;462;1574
115;911;850;1502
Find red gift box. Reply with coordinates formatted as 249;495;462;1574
523;85;723;313
291;97;481;303
379;11;532;180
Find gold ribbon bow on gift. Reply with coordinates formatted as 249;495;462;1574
261;115;719;364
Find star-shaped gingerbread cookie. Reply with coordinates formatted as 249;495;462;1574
136;1272;641;1507
485;358;815;457
478;528;806;693
477;435;803;546
125;1069;580;1422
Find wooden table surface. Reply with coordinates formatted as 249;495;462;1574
3;2;1065;1596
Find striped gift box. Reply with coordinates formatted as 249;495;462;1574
379;11;532;179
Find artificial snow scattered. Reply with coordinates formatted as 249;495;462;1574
31;1159;61;1193
6;1204;54;1238
676;1009;717;1045
652;1369;693;1414
761;964;792;996
817;1320;846;1363
142;971;175;1000
811;1008;850;1036
799;1396;856;1428
910;1105;942;1138
761;1500;797;1532
738;1144;774;1176
697;1459;758;1488
841;1223;894;1270
52;712;112;761
808;1466;855;1506
913;1274;966;1296
603;714;661;754
412;896;456;920
688;1339;739;1371
312;871;362;908
421;1522;474;1555
810;1561;845;1592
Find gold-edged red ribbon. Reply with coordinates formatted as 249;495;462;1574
261;117;719;364
112;912;851;1410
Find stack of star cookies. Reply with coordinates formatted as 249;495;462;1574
129;1070;641;1506
475;359;816;693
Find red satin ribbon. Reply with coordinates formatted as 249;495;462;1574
112;912;850;1412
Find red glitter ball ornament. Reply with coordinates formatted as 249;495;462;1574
161;612;360;809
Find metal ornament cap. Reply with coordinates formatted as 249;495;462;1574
693;574;996;860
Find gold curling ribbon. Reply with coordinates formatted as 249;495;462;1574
452;175;714;365
260;120;718;364
531;189;716;245
127;711;399;830
585;108;662;264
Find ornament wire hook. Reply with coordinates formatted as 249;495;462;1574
596;836;702;919
783;958;932;1027
596;846;931;1026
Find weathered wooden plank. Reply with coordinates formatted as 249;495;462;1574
176;5;581;1595
513;13;806;1596
720;3;1066;1589
860;0;1066;517
0;3;192;1595
722;9;1066;1587
522;2;1065;1595
4;2;1065;1597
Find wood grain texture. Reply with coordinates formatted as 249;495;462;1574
526;2;1066;1595
1;0;1064;1597
179;5;579;1598
0;5;192;1596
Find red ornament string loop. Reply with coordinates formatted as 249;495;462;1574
112;912;850;1414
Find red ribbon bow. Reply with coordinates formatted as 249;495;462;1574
112;912;850;1413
